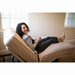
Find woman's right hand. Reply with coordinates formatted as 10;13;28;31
37;38;41;41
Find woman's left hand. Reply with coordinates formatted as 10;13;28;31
34;39;37;40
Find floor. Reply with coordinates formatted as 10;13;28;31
0;55;19;62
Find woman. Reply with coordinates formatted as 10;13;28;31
16;22;65;54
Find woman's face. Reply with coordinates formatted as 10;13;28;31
21;24;28;35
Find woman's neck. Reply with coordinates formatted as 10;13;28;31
24;33;27;35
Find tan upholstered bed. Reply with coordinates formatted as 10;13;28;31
4;27;75;62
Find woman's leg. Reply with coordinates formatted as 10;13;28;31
38;36;58;44
35;39;53;53
35;33;65;53
35;36;58;53
38;37;52;44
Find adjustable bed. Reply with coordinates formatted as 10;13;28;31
3;27;75;62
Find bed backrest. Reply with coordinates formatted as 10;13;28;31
3;26;38;62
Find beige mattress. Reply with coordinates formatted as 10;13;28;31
39;42;74;62
4;27;75;62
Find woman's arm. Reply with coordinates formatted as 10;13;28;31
34;37;41;41
25;36;39;50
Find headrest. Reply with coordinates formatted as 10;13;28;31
4;26;29;48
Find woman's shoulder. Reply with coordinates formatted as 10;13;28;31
27;35;32;39
25;35;32;42
22;34;29;40
27;35;31;38
23;35;31;40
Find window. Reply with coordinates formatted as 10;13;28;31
1;12;28;30
64;13;75;28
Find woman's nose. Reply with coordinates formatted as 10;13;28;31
25;28;27;30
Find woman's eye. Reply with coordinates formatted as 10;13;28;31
23;27;27;29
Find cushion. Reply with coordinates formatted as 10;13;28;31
39;42;75;62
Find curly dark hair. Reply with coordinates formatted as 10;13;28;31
16;22;29;38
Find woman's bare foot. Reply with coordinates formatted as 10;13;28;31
57;32;65;42
62;32;65;41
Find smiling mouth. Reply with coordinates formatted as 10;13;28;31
24;30;27;31
24;30;27;32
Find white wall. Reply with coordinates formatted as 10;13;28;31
0;13;2;30
0;13;6;50
28;13;75;40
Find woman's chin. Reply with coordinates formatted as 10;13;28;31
24;32;27;34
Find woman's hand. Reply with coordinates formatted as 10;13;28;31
37;37;41;41
34;37;41;41
34;39;37;40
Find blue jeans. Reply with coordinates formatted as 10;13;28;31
35;37;58;53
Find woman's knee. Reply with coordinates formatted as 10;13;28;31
46;36;51;39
